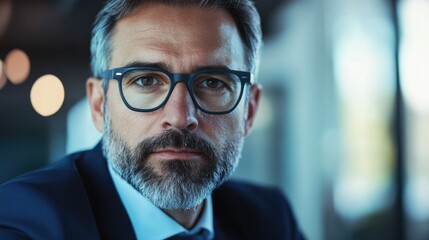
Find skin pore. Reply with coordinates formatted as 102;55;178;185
87;2;261;229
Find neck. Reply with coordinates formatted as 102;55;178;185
163;201;205;229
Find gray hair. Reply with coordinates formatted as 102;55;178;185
90;0;262;78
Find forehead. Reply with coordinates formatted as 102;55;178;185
109;2;246;71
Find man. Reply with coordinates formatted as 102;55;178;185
0;0;304;239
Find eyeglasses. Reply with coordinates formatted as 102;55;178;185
98;66;252;115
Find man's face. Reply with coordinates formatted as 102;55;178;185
89;3;260;210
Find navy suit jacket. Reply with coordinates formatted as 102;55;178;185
0;143;305;239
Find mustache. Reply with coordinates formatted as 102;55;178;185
133;130;217;161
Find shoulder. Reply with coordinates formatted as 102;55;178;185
0;150;86;194
0;150;98;240
0;179;67;239
212;180;305;239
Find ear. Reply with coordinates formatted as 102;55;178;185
86;77;105;132
244;84;261;136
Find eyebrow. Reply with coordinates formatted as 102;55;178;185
122;61;231;73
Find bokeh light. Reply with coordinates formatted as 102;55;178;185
30;74;65;117
5;49;31;84
0;60;7;90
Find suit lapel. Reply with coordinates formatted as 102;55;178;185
76;142;136;240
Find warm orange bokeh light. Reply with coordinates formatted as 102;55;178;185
5;49;31;84
30;74;65;117
0;60;7;90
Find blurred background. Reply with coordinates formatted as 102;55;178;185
0;0;428;239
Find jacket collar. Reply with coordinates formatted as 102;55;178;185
76;141;136;240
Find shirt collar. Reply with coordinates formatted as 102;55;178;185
108;163;214;240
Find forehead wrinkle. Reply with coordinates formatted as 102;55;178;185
112;24;222;67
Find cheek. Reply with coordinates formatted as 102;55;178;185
106;87;158;148
200;107;246;145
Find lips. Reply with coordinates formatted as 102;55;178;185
150;148;204;160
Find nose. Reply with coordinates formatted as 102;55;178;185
161;83;198;131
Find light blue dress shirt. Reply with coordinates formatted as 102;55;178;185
108;163;214;240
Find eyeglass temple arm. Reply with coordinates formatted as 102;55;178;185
98;70;118;80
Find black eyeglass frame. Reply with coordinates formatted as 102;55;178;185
98;66;253;115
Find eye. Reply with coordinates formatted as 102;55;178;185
134;76;161;87
199;78;226;89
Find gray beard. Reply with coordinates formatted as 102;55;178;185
102;115;243;210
